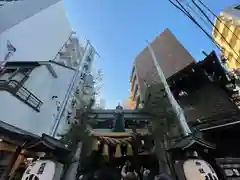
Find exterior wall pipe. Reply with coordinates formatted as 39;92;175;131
50;40;91;137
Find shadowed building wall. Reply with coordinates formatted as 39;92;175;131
129;28;196;108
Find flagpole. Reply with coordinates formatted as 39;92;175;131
146;41;192;136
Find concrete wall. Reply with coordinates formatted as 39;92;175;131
0;0;71;62
0;62;75;136
55;45;97;136
223;4;240;22
134;28;196;100
57;37;83;68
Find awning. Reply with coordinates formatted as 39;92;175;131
166;135;215;151
26;134;70;155
0;120;70;157
0;120;39;146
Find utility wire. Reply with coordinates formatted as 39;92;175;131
191;0;240;65
195;0;240;65
185;2;212;30
197;0;240;41
192;0;240;61
168;0;240;66
168;0;220;47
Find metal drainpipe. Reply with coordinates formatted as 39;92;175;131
50;41;90;137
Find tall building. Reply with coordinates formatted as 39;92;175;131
99;99;106;109
124;92;135;109
94;98;106;109
0;0;71;62
0;0;99;177
122;98;130;109
129;28;196;109
53;44;97;136
213;4;240;70
57;36;85;68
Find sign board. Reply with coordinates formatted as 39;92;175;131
21;160;61;180
183;159;219;180
216;158;240;180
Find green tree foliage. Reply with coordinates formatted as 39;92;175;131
60;69;103;150
140;83;178;173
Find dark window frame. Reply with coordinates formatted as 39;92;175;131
235;5;240;10
80;73;86;80
83;64;89;71
86;56;92;62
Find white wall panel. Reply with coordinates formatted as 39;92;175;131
0;62;75;136
0;0;61;34
0;0;72;62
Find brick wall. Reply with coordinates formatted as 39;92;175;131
135;28;196;101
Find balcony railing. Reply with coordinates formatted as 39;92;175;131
0;80;43;112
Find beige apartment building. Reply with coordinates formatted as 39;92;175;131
128;28;196;109
213;4;240;70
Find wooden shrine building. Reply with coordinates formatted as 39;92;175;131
167;51;240;158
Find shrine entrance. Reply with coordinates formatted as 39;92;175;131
87;128;157;172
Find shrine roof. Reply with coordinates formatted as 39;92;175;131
167;51;227;85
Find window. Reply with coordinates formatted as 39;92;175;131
131;75;137;91
235;5;240;10
132;75;136;85
58;52;64;56
86;56;92;62
83;64;89;71
228;53;233;60
133;84;138;100
136;95;141;109
221;47;225;54
80;73;86;80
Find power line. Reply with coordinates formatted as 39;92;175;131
185;2;212;30
169;0;234;65
168;0;240;66
191;0;240;61
168;0;221;46
197;0;240;41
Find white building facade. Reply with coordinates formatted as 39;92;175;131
57;36;85;68
0;0;97;138
0;0;72;63
222;4;240;21
53;44;97;137
0;0;19;7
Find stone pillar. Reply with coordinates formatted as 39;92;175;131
64;142;82;180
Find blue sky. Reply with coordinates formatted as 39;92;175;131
65;0;239;108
